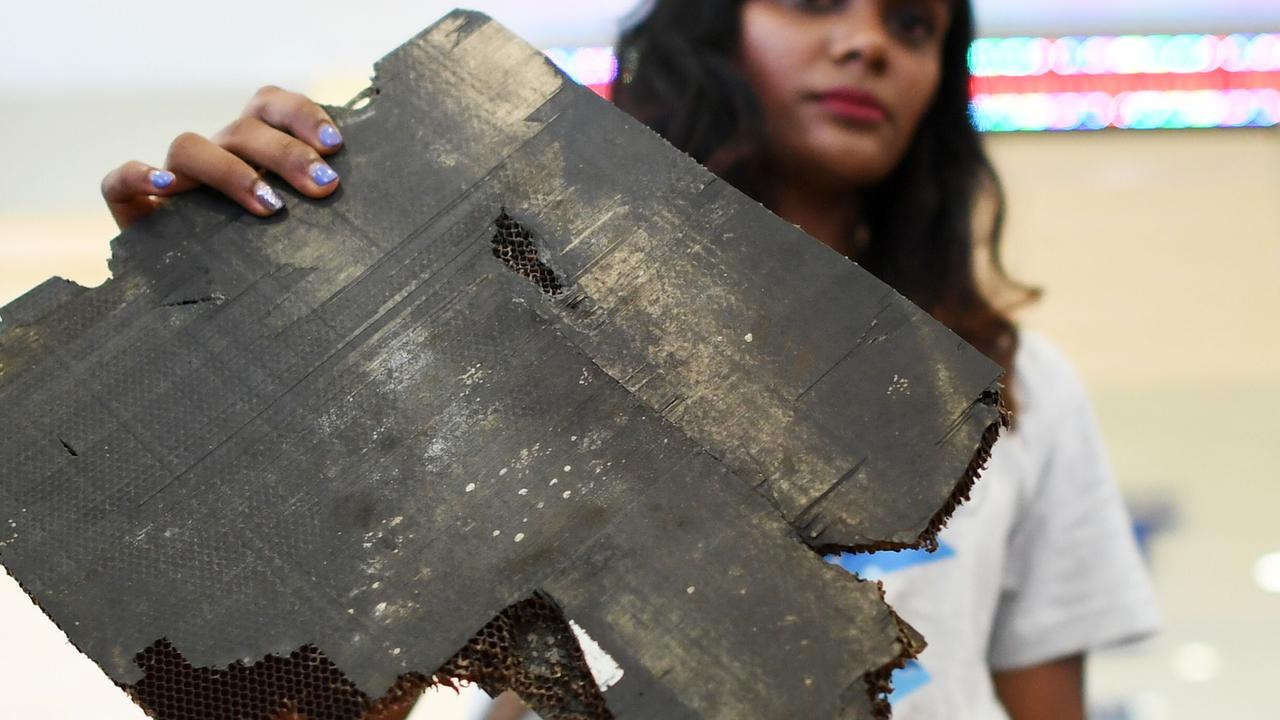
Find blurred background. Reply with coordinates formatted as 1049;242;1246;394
1;1;1277;719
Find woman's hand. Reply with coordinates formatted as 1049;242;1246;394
100;85;345;230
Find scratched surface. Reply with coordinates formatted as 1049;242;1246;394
0;11;1004;720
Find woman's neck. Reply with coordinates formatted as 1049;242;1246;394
764;178;863;259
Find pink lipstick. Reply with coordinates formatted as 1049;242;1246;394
816;89;888;124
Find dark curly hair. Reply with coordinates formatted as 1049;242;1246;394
611;0;1038;409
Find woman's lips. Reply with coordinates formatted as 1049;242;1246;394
814;89;888;124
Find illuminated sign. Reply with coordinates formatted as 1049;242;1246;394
548;33;1280;131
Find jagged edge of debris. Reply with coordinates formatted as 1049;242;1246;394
913;387;1010;554
861;581;926;720
814;385;1010;559
120;591;611;720
852;386;1009;719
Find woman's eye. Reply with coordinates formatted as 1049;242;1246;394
886;5;940;44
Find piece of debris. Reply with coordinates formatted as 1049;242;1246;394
0;10;1004;720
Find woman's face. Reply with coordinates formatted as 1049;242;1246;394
738;0;952;190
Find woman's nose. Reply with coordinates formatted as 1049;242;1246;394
827;2;890;71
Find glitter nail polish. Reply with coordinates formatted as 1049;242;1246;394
254;180;284;212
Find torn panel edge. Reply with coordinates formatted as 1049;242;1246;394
123;591;612;720
857;581;928;720
816;384;1010;557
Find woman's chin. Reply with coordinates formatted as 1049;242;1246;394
802;152;898;191
800;131;902;188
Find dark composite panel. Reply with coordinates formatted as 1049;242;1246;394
0;11;1004;720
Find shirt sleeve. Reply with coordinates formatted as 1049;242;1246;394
987;343;1161;671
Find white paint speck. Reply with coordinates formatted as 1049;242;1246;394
465;482;476;493
392;647;402;656
887;374;911;397
536;501;545;509
389;516;404;527
686;586;696;594
492;530;501;537
514;533;525;543
570;435;578;441
499;468;508;476
374;602;388;616
456;364;485;385
562;490;572;499
564;465;572;472
744;333;753;343
549;478;559;486
518;488;528;496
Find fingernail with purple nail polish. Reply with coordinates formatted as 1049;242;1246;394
319;123;343;148
309;161;338;186
254;180;284;212
149;169;175;190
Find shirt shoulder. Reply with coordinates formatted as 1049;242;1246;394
1008;330;1103;472
989;330;1162;670
1011;329;1090;428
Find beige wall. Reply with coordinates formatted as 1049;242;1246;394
994;129;1280;388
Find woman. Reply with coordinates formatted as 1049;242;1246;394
99;1;1160;718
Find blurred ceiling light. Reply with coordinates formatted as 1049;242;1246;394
1171;642;1221;683
1253;552;1280;593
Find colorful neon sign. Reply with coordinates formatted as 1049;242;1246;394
547;33;1280;131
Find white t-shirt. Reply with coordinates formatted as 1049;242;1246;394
828;330;1161;719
